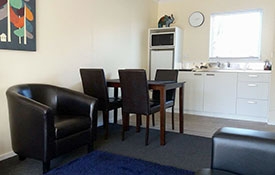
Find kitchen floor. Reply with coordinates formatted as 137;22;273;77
123;112;275;138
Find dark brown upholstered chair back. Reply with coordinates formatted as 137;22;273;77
119;69;160;145
6;84;97;173
80;68;122;139
80;69;109;109
119;69;150;115
152;69;178;101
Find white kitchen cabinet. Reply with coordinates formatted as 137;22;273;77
148;27;183;80
203;72;238;114
177;70;270;122
178;72;204;111
236;73;270;119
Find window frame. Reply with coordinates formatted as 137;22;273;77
209;9;263;61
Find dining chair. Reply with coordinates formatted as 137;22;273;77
118;69;161;145
80;68;122;139
151;69;178;130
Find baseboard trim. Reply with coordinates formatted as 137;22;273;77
174;109;267;123
0;151;16;161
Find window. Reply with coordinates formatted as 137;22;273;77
209;9;262;60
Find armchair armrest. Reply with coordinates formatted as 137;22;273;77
6;92;55;161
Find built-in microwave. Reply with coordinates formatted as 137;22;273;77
150;32;175;48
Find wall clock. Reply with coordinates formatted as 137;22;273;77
189;11;205;27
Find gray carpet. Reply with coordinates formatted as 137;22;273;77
0;124;212;175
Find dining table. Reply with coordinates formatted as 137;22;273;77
107;79;185;145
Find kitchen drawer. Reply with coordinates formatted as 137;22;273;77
237;99;268;117
237;82;269;100
238;73;270;82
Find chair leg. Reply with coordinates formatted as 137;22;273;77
145;115;150;145
125;113;130;131
136;114;141;133
92;110;98;141
172;106;175;130
122;112;129;141
43;161;50;173
114;108;118;124
152;113;155;126
103;111;109;139
18;155;26;161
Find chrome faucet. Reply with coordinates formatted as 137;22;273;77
227;61;230;68
221;61;230;69
216;61;221;68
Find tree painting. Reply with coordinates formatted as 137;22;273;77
0;0;35;51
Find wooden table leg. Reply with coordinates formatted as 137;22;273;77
114;87;118;124
160;87;166;145
179;85;184;133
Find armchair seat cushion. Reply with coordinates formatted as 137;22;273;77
55;115;91;139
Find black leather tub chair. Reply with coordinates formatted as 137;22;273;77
196;127;275;175
6;84;97;173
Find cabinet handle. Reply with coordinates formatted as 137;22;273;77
206;74;215;76
194;73;202;76
248;84;257;87
248;74;258;78
247;101;257;104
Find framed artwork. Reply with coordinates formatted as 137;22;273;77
0;0;36;51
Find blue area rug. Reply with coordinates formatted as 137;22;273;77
46;150;194;175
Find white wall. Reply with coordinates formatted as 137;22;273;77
0;0;158;158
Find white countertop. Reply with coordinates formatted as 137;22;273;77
178;68;271;73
